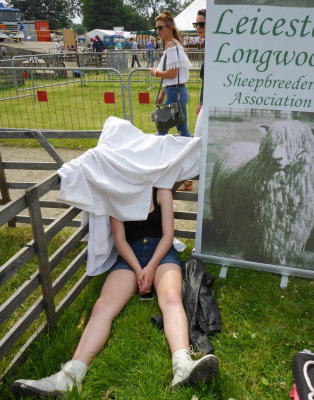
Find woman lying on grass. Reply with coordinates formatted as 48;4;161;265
11;187;219;398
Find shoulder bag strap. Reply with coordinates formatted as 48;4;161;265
155;53;167;105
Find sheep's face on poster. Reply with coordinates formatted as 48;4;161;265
195;0;314;278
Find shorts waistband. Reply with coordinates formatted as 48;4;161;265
166;83;185;88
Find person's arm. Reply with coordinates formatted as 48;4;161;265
110;217;144;288
150;67;177;80
157;88;165;104
140;189;175;293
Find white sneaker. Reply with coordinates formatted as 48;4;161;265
171;349;219;389
11;360;87;398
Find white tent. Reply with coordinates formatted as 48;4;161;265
87;29;131;39
174;0;206;32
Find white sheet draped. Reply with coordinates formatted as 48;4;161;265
57;116;201;276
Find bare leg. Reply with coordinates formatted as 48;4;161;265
72;269;137;365
154;263;189;354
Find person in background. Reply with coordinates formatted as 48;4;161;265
115;39;122;50
11;187;219;397
193;9;206;139
130;37;141;67
194;9;206;117
55;39;63;53
149;10;192;138
95;35;105;52
147;36;155;66
92;37;102;53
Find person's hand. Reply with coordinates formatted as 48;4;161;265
150;68;157;77
135;268;145;291
196;104;202;115
157;93;165;104
139;265;155;294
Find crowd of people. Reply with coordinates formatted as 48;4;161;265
11;8;212;399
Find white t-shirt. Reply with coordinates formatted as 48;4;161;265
157;44;192;87
55;41;63;52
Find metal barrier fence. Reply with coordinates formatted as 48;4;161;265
0;51;284;133
0;66;128;131
0;64;202;133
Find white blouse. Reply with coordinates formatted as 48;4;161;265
157;44;192;87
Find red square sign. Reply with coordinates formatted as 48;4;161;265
138;92;150;104
37;91;48;102
104;92;115;103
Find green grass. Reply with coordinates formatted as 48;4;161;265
0;71;201;150
0;231;313;400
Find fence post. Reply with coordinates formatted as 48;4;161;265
0;152;16;228
26;186;56;329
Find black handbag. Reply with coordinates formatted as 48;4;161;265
151;45;186;132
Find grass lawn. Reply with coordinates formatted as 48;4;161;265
0;230;313;400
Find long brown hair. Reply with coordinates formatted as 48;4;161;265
155;10;182;45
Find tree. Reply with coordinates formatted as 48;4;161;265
71;22;87;35
7;0;78;30
80;0;150;31
124;0;184;27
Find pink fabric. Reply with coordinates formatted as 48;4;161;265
289;383;300;400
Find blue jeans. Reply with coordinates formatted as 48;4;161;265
110;237;182;273
158;85;191;137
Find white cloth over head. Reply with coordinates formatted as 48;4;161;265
57;116;201;276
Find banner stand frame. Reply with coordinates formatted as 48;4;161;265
192;252;314;290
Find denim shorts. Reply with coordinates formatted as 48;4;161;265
110;237;182;273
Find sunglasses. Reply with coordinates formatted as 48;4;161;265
155;26;166;31
192;22;205;28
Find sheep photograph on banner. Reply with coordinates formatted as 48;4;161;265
194;0;314;278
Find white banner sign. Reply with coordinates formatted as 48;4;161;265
205;1;314;111
195;0;314;279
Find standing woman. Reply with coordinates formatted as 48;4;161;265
194;9;206;137
150;11;192;137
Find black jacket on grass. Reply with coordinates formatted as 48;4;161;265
152;257;221;354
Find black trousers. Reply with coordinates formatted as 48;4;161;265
131;54;141;67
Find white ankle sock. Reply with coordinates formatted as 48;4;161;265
65;360;88;383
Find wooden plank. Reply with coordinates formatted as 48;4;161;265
0;152;15;227
15;215;81;227
174;211;197;221
0;295;45;361
39;200;70;209
55;273;91;315
0;130;101;139
0;225;88;326
26;186;56;329
53;247;87;296
173;192;198;202
49;224;88;270
0;207;81;286
0;271;40;326
1;274;91;381
0;321;47;381
7;182;37;189
2;162;59;170
0;195;27;227
174;229;195;239
30;131;64;167
36;173;61;198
